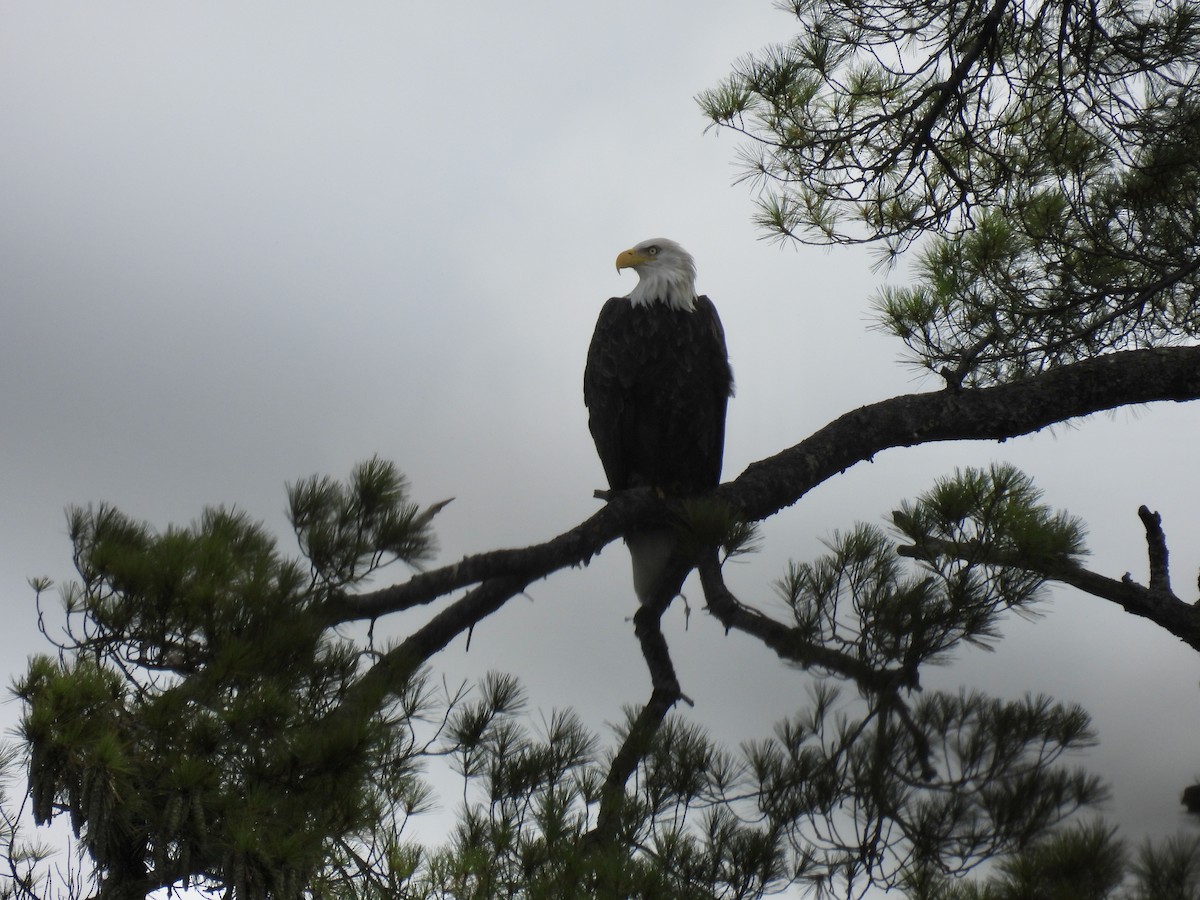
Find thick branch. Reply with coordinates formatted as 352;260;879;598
720;346;1200;523
318;345;1200;674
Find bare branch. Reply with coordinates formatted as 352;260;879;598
318;488;664;624
327;346;1200;634
1137;505;1172;595
721;346;1200;524
307;344;1200;711
589;559;692;848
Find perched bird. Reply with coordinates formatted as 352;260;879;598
583;238;734;603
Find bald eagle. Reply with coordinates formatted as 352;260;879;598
583;238;734;603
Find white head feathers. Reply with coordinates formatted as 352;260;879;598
615;238;697;311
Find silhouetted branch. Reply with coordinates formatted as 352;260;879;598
698;555;936;780
588;558;692;848
719;346;1200;524
697;554;917;692
895;507;1200;650
1138;505;1172;595
322;345;1200;706
316;490;662;624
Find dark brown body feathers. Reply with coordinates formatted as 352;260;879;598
584;295;733;495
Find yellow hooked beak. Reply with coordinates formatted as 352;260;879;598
615;248;650;271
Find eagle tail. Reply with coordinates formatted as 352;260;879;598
626;528;679;605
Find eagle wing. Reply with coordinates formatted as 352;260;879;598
583;297;634;490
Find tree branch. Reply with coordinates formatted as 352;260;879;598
318;488;666;625
1137;504;1172;595
589;557;692;848
901;0;1011;159
1054;566;1200;648
697;554;916;692
720;346;1200;523
319;345;1200;678
335;572;536;721
697;555;936;779
895;506;1200;650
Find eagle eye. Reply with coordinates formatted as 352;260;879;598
646;246;659;256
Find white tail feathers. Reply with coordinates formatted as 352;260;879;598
625;529;679;604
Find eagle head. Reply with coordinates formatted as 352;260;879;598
616;238;697;311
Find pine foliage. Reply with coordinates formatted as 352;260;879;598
699;0;1200;384
15;459;446;900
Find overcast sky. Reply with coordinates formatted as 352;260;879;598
3;2;1199;891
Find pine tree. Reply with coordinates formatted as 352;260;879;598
10;1;1200;897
